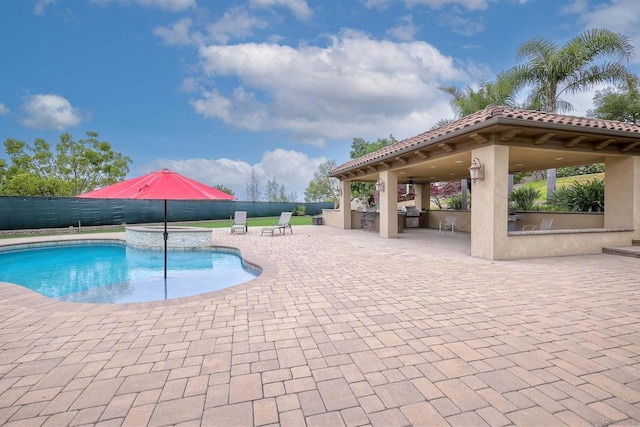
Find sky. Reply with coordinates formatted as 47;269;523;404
1;0;640;200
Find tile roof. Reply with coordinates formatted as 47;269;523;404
330;105;640;176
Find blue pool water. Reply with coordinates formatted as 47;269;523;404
0;242;259;304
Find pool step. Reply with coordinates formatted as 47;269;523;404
603;241;640;258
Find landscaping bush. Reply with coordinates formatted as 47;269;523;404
557;163;605;178
445;193;463;210
292;205;306;216
509;186;541;211
547;178;605;212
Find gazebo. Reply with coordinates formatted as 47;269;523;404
328;105;640;260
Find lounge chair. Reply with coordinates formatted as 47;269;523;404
439;216;457;235
261;212;293;236
230;211;248;234
523;218;553;231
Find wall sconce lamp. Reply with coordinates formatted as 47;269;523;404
375;177;385;192
469;157;484;184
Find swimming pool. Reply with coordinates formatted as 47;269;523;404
0;241;260;304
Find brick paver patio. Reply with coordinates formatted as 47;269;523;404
0;225;639;426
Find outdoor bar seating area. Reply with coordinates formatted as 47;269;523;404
326;106;640;260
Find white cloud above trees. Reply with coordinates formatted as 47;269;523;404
189;30;464;145
20;94;85;131
137;148;328;200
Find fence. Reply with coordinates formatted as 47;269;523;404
0;196;333;231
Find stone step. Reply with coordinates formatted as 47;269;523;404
603;246;640;258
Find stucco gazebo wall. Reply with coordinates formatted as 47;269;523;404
470;144;510;260
604;156;640;233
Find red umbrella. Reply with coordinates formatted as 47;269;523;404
78;169;236;278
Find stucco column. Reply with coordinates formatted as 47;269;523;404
413;183;430;211
421;183;431;210
378;170;398;238
339;180;352;229
604;156;640;236
470;144;510;260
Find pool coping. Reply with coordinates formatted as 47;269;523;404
0;233;277;313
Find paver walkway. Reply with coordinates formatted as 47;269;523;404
0;225;639;426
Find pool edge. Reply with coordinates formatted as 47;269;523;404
0;233;276;312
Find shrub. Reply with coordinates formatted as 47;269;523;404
509;186;541;211
557;163;605;178
292;205;306;216
547;178;605;212
445;193;463;210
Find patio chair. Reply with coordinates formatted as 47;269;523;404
523;218;553;231
261;212;293;236
362;207;377;232
439;216;457;235
230;211;248;234
357;206;366;229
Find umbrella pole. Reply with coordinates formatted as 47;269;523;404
163;199;168;279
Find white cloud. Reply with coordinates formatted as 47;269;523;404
137;148;327;200
560;0;588;14
180;77;202;93
154;18;194;46
364;0;495;11
205;9;269;44
438;12;484;36
565;0;640;64
249;0;313;21
362;0;394;9
405;0;493;10
21;94;85;131
190;30;466;144
564;83;608;117
0;103;9;115
90;0;196;12
387;15;419;41
34;0;56;15
154;10;269;46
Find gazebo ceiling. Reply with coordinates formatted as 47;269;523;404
331;105;640;184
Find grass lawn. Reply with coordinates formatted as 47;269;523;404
515;172;604;201
0;215;314;239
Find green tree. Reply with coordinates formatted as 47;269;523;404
509;28;634;195
265;177;294;202
245;167;262;201
214;184;235;196
430;181;461;209
1;131;131;196
589;80;640;123
439;73;520;118
510;28;634;113
350;135;396;199
304;160;339;206
349;135;396;159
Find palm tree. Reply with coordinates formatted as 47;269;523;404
509;28;634;196
510;28;635;113
439;73;520;118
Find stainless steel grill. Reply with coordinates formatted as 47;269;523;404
403;206;420;228
403;206;420;216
